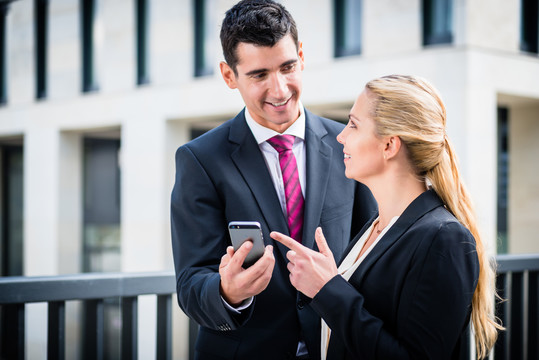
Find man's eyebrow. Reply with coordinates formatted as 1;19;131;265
245;68;268;77
244;59;298;77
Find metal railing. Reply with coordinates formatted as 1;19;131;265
0;254;538;360
0;272;176;360
494;254;539;360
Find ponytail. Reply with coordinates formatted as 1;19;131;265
428;136;503;359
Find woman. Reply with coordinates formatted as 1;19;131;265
271;75;502;359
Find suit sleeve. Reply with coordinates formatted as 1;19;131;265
311;222;479;359
171;145;253;330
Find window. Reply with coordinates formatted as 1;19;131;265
520;0;538;53
135;0;149;85
0;145;24;276
422;0;453;46
0;4;8;105
83;137;121;273
334;0;362;58
193;0;215;77
81;0;99;92
82;137;121;359
35;0;48;99
497;107;509;253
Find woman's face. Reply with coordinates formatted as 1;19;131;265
337;90;386;184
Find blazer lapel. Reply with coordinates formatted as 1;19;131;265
349;190;444;284
228;111;290;255
303;111;332;250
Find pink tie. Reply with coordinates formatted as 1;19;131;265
267;135;304;243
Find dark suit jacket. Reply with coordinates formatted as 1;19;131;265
311;189;479;360
171;109;376;360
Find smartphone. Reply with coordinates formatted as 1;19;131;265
228;221;265;267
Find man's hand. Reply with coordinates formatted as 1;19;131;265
270;227;338;298
219;241;275;306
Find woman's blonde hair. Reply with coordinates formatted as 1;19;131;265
365;74;503;359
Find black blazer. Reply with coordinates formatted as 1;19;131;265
311;190;479;360
171;109;376;360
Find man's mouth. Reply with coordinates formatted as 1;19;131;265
267;97;290;107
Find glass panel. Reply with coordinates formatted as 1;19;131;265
194;0;216;77
497;107;509;254
334;0;362;57
423;0;453;45
83;138;121;272
136;0;149;85
0;146;24;276
520;0;539;53
81;0;99;92
0;4;8;105
35;0;48;99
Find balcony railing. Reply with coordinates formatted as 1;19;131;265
0;254;538;360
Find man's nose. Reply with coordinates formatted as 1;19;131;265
268;73;287;98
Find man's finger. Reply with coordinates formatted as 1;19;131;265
230;240;253;266
270;231;306;254
314;227;332;256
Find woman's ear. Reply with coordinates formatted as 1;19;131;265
383;136;401;160
220;62;237;89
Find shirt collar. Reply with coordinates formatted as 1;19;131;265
244;103;306;145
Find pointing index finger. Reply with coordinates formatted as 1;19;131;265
270;231;305;253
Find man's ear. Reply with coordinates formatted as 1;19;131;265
220;62;237;89
297;41;305;71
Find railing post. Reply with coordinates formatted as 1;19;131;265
0;304;25;360
48;301;65;360
83;299;104;360
529;271;538;359
494;273;507;360
510;272;524;360
156;294;172;360
121;296;138;360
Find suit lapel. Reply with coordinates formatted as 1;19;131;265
349;190;444;284
303;111;332;250
228;111;290;255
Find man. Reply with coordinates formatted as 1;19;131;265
170;1;376;359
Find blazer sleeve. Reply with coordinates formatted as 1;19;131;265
311;221;479;360
170;145;253;330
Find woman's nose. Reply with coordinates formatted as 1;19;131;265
337;128;346;144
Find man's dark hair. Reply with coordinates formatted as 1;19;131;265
220;0;299;74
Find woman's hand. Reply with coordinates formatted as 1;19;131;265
270;227;338;298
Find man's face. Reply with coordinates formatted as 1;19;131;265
220;34;305;133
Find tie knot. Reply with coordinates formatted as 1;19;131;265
267;135;295;153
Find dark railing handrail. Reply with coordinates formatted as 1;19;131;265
0;271;176;304
496;253;539;272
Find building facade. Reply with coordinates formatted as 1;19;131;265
0;0;538;358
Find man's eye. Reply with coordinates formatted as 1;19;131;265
282;64;295;73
